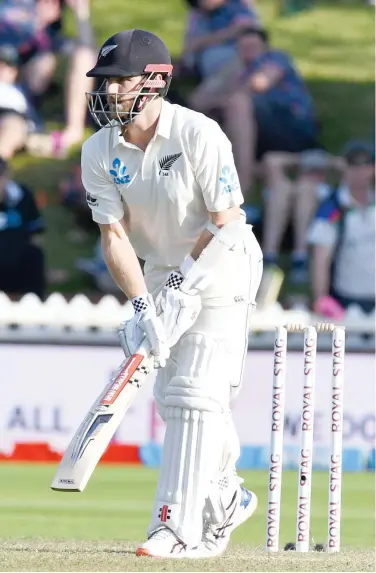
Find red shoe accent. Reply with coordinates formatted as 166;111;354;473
136;547;152;557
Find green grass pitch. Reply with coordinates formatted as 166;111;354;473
0;464;374;571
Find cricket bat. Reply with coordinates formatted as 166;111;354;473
50;343;153;492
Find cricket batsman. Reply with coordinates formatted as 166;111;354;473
82;28;263;558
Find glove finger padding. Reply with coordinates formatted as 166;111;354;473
141;312;170;368
118;324;132;359
118;294;170;368
119;316;147;359
158;288;202;348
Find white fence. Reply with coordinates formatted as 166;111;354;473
0;291;374;350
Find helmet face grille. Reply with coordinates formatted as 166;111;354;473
86;72;171;128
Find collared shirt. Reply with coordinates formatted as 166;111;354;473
81;100;244;268
308;185;375;299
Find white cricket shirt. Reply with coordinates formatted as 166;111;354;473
0;82;28;115
81;100;244;268
308;186;375;299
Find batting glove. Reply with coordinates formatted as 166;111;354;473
119;293;170;368
156;270;202;349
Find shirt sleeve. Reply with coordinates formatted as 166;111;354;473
81;137;124;225
185;10;208;41
258;51;290;77
193;121;244;212
307;196;340;247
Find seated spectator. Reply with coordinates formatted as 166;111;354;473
26;0;97;158
0;0;62;108
76;238;119;295
0;0;96;158
262;149;345;284
200;28;319;195
0;44;31;160
182;0;261;112
59;162;97;233
0;158;46;300
308;141;375;318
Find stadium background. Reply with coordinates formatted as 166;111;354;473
1;0;375;571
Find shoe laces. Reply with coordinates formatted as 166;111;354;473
202;522;218;547
203;521;213;537
203;489;238;542
149;527;173;541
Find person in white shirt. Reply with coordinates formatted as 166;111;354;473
308;142;375;318
0;44;29;160
82;29;263;559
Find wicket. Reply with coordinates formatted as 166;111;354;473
266;323;346;553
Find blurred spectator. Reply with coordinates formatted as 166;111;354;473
0;44;31;160
0;0;63;106
0;158;46;300
76;238;119;294
0;0;96;158
202;27;320;195
262;149;345;284
308;141;375;318
182;0;261;112
22;0;63;105
26;0;97;158
59;162;96;233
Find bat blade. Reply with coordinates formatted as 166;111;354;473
50;347;153;492
256;264;284;310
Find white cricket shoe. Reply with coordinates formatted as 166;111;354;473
187;487;258;558
136;526;188;558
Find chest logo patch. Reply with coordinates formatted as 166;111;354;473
219;165;240;193
159;153;182;177
109;158;131;185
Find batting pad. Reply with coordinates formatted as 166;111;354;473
148;406;225;547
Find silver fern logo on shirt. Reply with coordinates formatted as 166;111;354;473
159;153;182;177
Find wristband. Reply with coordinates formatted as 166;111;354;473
131;294;150;313
165;270;184;290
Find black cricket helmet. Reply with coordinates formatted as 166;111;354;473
86;29;173;128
